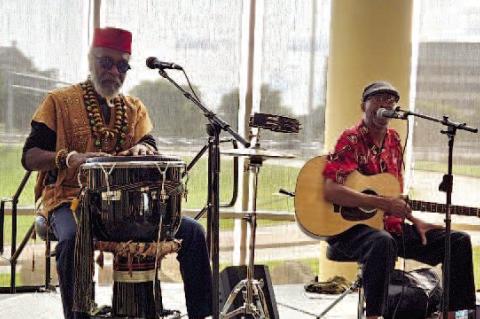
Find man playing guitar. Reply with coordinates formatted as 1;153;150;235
322;81;476;319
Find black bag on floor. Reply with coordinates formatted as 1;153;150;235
384;268;442;319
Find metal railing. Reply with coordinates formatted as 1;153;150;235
0;171;48;293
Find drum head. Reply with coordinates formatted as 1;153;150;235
86;155;181;163
82;155;185;169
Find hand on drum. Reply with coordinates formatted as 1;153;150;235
117;143;158;156
68;152;110;169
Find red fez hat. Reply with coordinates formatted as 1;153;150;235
92;27;132;54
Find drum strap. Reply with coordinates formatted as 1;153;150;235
73;191;95;314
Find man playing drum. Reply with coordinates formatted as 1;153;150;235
22;27;212;319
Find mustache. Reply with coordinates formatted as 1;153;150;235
90;71;123;98
99;73;122;86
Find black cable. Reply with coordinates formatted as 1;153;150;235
401;115;409;171
182;69;202;103
390;113;410;319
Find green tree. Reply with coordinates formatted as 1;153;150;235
298;104;325;143
216;84;327;147
216;88;239;130
413;99;473;147
129;79;208;138
217;84;295;142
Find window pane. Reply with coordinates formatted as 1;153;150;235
412;0;480;209
0;0;88;288
252;0;331;285
257;0;330;158
101;0;243;138
0;0;88;205
256;0;331;213
101;1;244;210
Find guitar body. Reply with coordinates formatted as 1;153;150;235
294;156;402;239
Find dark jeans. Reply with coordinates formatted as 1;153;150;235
327;223;476;317
51;204;212;319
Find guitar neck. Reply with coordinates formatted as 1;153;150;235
408;199;480;217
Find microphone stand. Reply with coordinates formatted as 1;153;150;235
155;68;250;319
397;107;477;317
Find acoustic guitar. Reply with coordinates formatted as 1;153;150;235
294;156;479;239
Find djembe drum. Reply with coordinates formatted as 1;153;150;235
74;155;186;318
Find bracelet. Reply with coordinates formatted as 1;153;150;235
66;151;78;168
54;149;69;170
141;142;156;152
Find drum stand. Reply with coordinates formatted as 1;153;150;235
220;154;270;319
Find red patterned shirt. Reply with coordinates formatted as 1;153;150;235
323;120;405;233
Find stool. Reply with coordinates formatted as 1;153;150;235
316;245;364;319
94;240;181;318
34;214;57;290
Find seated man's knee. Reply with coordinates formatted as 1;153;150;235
452;231;472;249
58;230;76;247
182;217;206;236
372;231;397;254
54;223;77;246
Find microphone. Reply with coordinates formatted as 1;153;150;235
377;108;406;120
146;57;183;70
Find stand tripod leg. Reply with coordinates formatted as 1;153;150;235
317;278;362;319
223;305;248;319
221;161;270;319
221;280;247;318
253;281;270;319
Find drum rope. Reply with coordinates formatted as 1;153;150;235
77;167;84;188
154;162;169;201
153;201;166;310
99;163;116;204
181;163;189;201
153;161;174;314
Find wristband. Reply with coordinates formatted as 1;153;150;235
66;151;78;168
55;149;68;170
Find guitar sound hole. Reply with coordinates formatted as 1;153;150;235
340;188;378;221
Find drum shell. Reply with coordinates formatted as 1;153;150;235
81;158;184;242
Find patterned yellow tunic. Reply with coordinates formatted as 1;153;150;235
32;83;153;216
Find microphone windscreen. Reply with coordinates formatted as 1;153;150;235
146;57;158;69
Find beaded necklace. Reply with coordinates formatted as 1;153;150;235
80;80;128;153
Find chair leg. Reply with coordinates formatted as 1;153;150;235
45;234;51;289
357;284;364;319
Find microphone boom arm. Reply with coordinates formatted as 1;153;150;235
398;107;478;133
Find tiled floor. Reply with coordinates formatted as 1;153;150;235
0;283;360;318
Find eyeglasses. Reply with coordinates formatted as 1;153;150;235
94;55;131;74
367;93;399;104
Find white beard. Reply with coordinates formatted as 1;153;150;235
90;72;122;101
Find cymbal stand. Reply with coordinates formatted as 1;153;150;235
220;153;270;319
